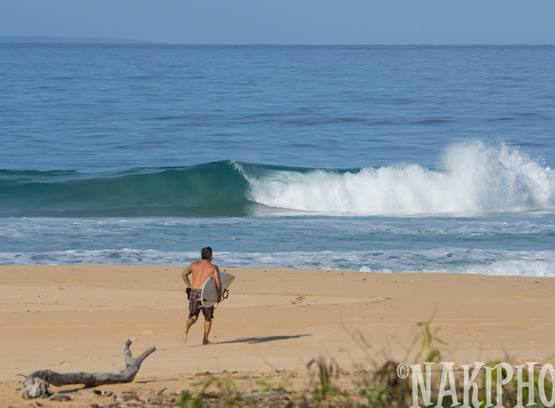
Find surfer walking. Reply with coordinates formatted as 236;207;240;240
182;247;222;345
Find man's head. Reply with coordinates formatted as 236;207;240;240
201;247;213;260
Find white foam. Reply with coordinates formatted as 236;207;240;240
461;259;555;277
242;141;555;215
2;248;554;277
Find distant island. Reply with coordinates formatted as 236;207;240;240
0;36;150;44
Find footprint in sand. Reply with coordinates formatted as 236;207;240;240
291;295;304;305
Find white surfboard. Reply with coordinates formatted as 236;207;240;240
201;271;235;308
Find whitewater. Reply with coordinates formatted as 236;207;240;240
243;142;555;215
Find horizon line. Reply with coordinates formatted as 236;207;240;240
1;42;555;48
1;35;555;47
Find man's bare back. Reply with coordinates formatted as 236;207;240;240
184;259;221;290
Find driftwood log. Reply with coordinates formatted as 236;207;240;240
21;339;156;399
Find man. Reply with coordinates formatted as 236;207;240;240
182;247;222;345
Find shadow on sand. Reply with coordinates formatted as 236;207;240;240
217;334;311;344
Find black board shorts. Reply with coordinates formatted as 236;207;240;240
188;289;214;320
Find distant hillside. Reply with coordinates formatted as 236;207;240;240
0;36;150;44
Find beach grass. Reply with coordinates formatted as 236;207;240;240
175;322;555;408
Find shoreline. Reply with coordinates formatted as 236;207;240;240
1;265;554;405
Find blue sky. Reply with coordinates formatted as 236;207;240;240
1;0;554;44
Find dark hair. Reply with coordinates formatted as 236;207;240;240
201;247;212;260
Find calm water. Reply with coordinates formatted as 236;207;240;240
1;44;554;275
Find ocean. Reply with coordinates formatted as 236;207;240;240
1;44;554;275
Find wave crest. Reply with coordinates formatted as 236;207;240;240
0;161;250;217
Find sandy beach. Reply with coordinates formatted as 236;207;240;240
1;265;555;406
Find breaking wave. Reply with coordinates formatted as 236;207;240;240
244;141;554;215
0;141;553;217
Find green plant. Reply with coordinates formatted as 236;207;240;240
179;390;203;408
412;320;446;364
256;374;292;395
195;374;244;407
359;360;411;408
307;356;348;405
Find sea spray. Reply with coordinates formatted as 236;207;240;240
246;141;555;215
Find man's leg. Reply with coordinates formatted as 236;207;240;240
203;318;212;345
202;306;214;345
183;315;197;344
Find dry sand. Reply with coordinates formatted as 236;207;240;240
1;265;555;406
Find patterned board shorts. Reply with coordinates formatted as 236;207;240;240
188;289;214;320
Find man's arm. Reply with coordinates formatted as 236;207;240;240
213;266;222;303
182;265;193;288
